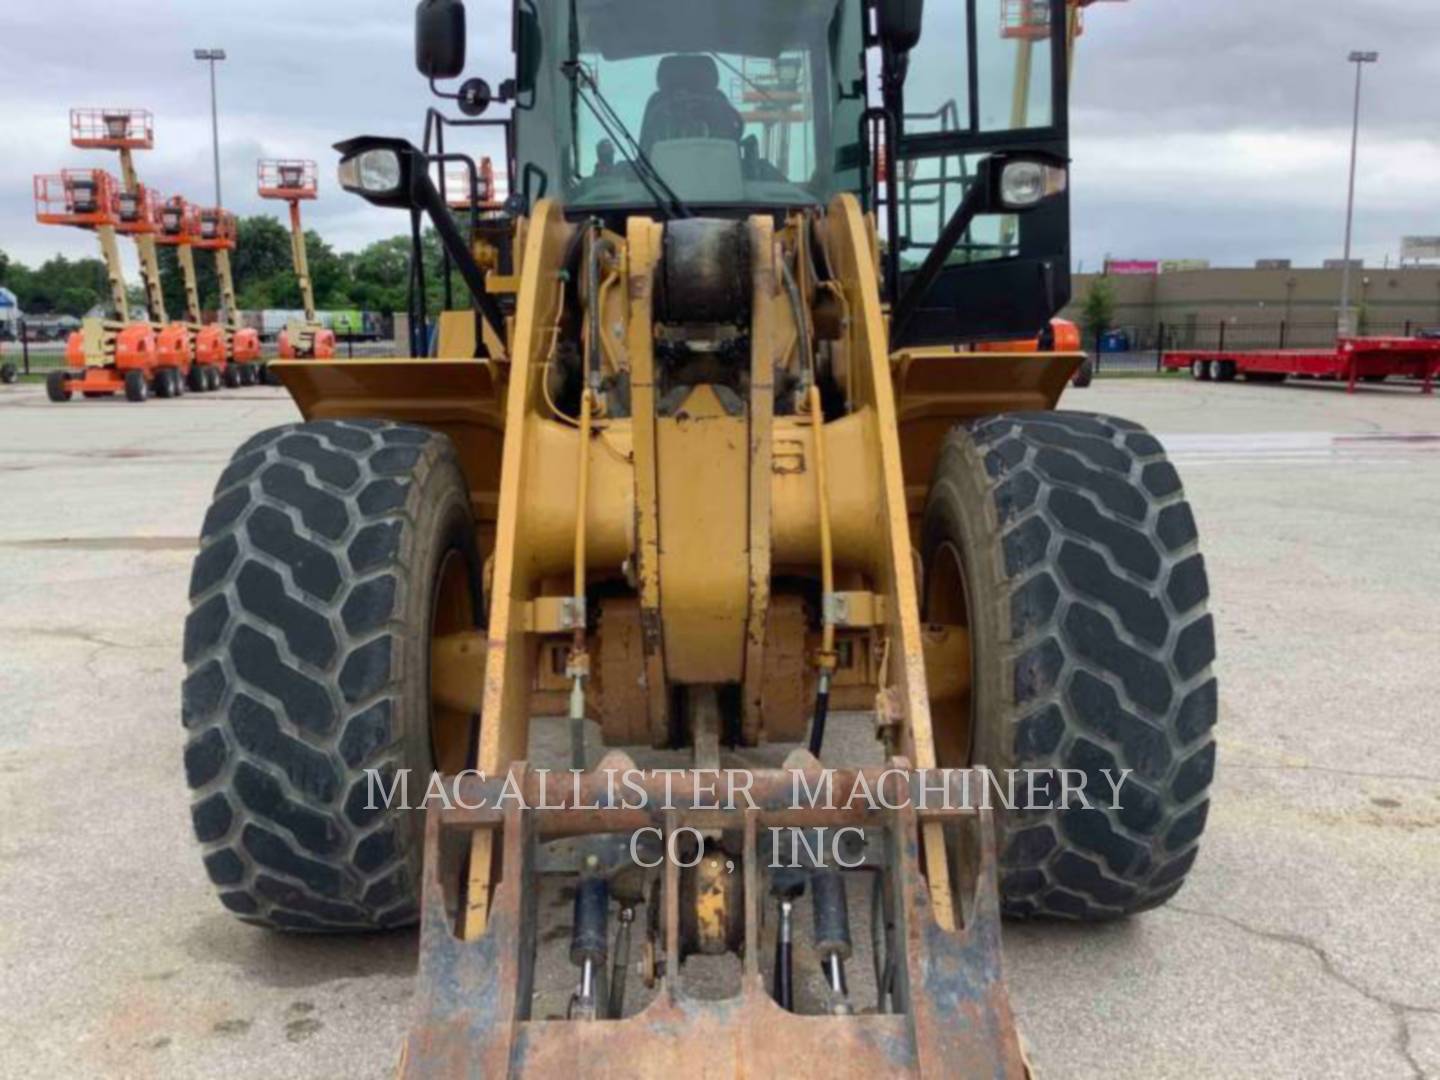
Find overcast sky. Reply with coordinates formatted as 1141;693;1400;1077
2;0;1436;278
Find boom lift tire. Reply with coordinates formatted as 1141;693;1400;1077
187;366;207;393
46;370;72;402
181;420;484;930
124;369;148;402
1072;358;1095;388
920;412;1217;920
204;366;223;392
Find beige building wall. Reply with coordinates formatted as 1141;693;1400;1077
1064;268;1440;341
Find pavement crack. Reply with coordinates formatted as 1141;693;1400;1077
1172;905;1439;1078
12;626;163;652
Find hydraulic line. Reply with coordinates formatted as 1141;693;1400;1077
807;381;837;758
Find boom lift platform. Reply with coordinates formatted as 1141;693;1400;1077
70;108;198;391
181;1;1219;1075
34;169;158;402
258;159;337;360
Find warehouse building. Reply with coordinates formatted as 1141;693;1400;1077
1061;265;1440;352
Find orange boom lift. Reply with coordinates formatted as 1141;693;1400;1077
257;159;336;360
193;206;264;381
33;169;159;402
70;108;198;389
153;196;222;392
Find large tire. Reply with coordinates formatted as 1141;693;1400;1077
920;412;1217;920
1071;358;1095;389
182;420;484;930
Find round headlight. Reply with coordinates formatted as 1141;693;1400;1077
340;150;403;196
999;160;1067;210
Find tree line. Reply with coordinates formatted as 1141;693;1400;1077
0;217;460;320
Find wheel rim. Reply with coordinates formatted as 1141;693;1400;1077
428;547;480;775
922;540;974;767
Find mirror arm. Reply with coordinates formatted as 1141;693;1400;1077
889;178;988;345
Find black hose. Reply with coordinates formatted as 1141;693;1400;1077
806;683;831;759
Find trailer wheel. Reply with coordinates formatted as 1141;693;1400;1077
1215;361;1237;382
921;412;1217;919
45;370;72;402
1071;358;1095;389
124;369;149;403
1189;360;1211;382
0;363;17;385
182;420;484;930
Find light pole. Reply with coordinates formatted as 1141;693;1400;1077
1338;50;1378;337
194;49;227;210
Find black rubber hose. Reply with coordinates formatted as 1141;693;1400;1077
806;682;831;759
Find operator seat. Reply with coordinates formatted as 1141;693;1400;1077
639;54;744;153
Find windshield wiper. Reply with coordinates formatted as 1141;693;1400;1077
562;61;692;220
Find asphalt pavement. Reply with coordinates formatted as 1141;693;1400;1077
0;374;1436;1079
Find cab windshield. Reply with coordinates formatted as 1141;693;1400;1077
514;0;866;212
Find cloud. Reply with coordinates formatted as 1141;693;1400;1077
2;0;1435;274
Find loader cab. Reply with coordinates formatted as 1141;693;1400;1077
511;0;869;214
405;0;1072;342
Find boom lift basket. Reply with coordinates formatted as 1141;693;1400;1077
70;107;155;150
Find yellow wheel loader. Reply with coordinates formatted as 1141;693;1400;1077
181;0;1217;1074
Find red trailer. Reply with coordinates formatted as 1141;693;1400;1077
1164;337;1440;395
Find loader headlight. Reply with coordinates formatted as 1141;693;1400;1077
338;149;404;198
997;160;1068;210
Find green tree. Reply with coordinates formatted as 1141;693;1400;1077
232;216;296;296
1080;277;1118;350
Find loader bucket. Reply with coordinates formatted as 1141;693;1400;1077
400;764;1028;1079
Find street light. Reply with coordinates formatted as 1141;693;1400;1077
194;49;227;210
1338;50;1378;337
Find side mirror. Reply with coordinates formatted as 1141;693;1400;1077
416;0;466;80
877;0;924;54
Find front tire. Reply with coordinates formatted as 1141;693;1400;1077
124;369;148;403
921;412;1217;920
182;420;484;930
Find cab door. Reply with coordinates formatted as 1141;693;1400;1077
883;0;1072;346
